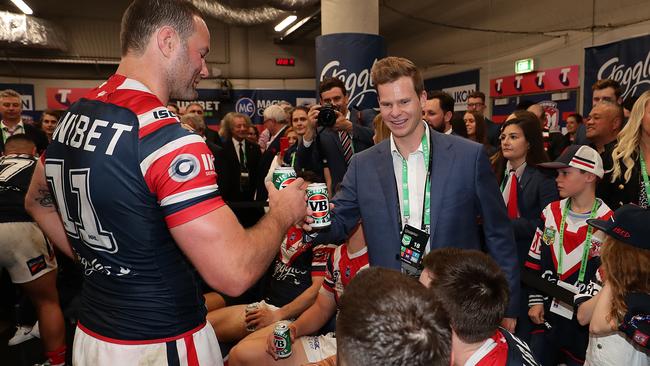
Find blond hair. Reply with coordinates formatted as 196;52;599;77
610;90;650;183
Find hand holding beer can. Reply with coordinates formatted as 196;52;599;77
273;167;297;190
273;323;292;359
307;183;331;228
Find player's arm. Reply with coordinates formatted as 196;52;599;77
292;289;337;338
171;179;308;297
25;159;75;258
589;281;617;334
245;275;325;330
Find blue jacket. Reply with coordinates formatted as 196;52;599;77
318;128;521;316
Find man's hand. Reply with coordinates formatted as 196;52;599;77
267;179;309;227
245;305;281;332
308;104;321;126
266;323;298;360
302;203;334;232
528;304;545;325
500;317;517;332
333;111;352;133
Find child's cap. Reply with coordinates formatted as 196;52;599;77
586;204;650;250
538;145;604;178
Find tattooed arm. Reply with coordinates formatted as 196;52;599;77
25;159;74;258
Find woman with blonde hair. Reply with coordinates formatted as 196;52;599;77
576;204;650;365
605;90;650;209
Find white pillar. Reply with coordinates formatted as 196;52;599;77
321;0;379;35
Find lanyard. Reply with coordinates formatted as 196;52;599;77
557;198;599;283
400;130;431;230
290;151;296;167
500;168;509;192
640;153;650;204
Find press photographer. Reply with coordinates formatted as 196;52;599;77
298;77;375;193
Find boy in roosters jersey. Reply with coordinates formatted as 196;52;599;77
24;1;308;365
227;223;369;366
525;145;613;365
421;248;539;366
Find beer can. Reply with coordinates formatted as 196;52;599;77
307;183;331;228
273;167;297;190
273;323;292;359
244;302;260;332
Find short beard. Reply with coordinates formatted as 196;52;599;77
167;44;198;101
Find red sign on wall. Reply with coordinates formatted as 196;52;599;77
46;88;93;109
489;65;580;98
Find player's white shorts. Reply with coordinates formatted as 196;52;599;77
300;332;337;362
0;222;57;284
73;322;223;366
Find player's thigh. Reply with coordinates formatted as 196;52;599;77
0;222;57;286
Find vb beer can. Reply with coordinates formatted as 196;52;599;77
273;323;292;359
307;183;331;228
273;167;297;190
244;302;260;332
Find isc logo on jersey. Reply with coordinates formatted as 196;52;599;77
168;154;201;182
235;97;255;118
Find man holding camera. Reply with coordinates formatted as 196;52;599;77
300;77;374;192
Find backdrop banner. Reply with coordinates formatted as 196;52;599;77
315;33;386;110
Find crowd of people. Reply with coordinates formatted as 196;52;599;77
0;1;649;366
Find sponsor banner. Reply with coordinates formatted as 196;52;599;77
46;87;93;109
424;69;480;112
584;34;650;113
489;65;579;98
443;84;477;112
316;33;386;110
491;90;578;132
217;89;316;125
0;83;35;111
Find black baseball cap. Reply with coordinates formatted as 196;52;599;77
586;204;650;250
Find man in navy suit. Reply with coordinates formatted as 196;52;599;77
309;57;520;329
0;89;48;154
299;78;374;192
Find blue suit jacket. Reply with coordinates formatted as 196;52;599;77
319;128;521;316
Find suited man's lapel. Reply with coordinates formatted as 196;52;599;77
376;141;399;232
428;130;455;238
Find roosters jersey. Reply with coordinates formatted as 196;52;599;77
0;154;36;223
44;75;225;340
264;226;336;307
321;244;369;305
466;328;540;366
525;198;612;306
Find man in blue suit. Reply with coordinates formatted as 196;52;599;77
309;56;520;328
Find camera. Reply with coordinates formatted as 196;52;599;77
317;103;338;128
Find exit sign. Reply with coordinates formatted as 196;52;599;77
276;57;295;66
515;58;534;74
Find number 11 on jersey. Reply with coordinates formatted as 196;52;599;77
45;159;118;253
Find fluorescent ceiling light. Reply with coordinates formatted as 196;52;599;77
274;15;297;32
10;0;33;15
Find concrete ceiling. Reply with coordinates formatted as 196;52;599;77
1;0;649;79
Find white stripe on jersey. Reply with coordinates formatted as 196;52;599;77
160;185;219;207
140;134;205;176
116;78;153;93
138;107;176;128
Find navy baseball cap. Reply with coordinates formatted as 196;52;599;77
586;204;650;250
